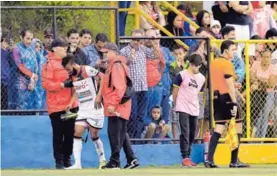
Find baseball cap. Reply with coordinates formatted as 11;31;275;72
100;43;119;53
210;20;221;29
189;54;203;66
44;29;54;37
51;38;68;50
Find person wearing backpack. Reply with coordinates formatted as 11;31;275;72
100;43;139;169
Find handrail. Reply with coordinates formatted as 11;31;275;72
162;1;199;29
138;10;188;50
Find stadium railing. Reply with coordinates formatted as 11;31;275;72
211;39;277;142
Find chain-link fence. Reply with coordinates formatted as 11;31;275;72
119;36;211;143
211;40;277;141
1;6;119;115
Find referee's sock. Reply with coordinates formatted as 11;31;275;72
231;133;242;164
207;132;221;162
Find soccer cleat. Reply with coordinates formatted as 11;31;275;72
182;158;197;167
229;161;250;168
204;161;219;168
99;160;107;169
124;159;140;169
65;164;82;170
101;162;120;169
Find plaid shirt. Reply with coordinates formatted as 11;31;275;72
120;45;155;92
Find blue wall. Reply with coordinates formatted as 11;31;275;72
1;116;204;169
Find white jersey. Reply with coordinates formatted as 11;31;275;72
73;66;104;120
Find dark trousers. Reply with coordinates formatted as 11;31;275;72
178;112;198;158
1;83;8;110
119;1;132;36
108;116;135;165
128;91;148;139
49;108;78;164
212;5;228;28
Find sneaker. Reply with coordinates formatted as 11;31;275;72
65;164;82;170
124;159;140;169
229;161;250;168
101;162;120;169
99;160;107;169
204;160;219;168
182;158;197;167
63;159;72;168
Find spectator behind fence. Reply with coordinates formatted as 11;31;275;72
79;29;92;49
141;106;170;140
1;36;10;110
101;43;139;169
250;1;277;38
139;1;165;32
82;33;108;71
265;28;277;66
222;26;246;83
268;1;277;23
212;1;229;27
250;49;277;138
196;10;211;33
12;29;40;109
160;39;176;126
119;1;132;36
144;29;165;125
210;20;222;39
42;38;79;169
226;1;253;40
66;29;90;66
160;11;184;50
120;29;160;139
31;38;47;109
43;28;54;56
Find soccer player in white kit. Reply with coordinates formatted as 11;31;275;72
61;54;106;169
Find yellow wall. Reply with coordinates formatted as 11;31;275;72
215;144;277;164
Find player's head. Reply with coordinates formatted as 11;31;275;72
188;54;202;74
221;40;236;59
151;105;161;121
62;53;76;75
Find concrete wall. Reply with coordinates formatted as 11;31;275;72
1;116;204;169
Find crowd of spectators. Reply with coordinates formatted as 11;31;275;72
1;1;277;140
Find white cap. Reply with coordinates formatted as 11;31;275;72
210;20;221;29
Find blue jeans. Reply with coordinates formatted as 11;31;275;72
119;1;131;36
144;85;163;125
127;91;148;139
256;92;277;138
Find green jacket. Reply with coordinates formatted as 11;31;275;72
169;60;189;82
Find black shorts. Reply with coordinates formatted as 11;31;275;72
213;92;244;125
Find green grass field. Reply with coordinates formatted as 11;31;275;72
2;165;277;176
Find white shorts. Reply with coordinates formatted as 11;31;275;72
75;118;104;129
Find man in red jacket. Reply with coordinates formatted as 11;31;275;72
101;43;139;169
42;39;78;169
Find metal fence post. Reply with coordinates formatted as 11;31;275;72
52;7;57;39
244;42;251;139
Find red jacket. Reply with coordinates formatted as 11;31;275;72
42;52;78;115
146;50;166;88
101;55;131;120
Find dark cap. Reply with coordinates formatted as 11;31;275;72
100;43;119;53
265;28;277;39
189;54;203;66
51;38;68;50
44;29;53;37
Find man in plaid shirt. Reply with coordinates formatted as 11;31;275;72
120;29;160;139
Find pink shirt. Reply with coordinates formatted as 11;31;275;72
173;70;206;116
251;61;277;92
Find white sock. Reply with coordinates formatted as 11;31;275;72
93;137;106;162
73;138;82;166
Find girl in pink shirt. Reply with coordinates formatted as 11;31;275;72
172;54;206;167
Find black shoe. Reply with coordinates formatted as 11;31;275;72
64;159;72;168
229;161;250;168
124;159;140;169
101;162;120;169
204;161;219;168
